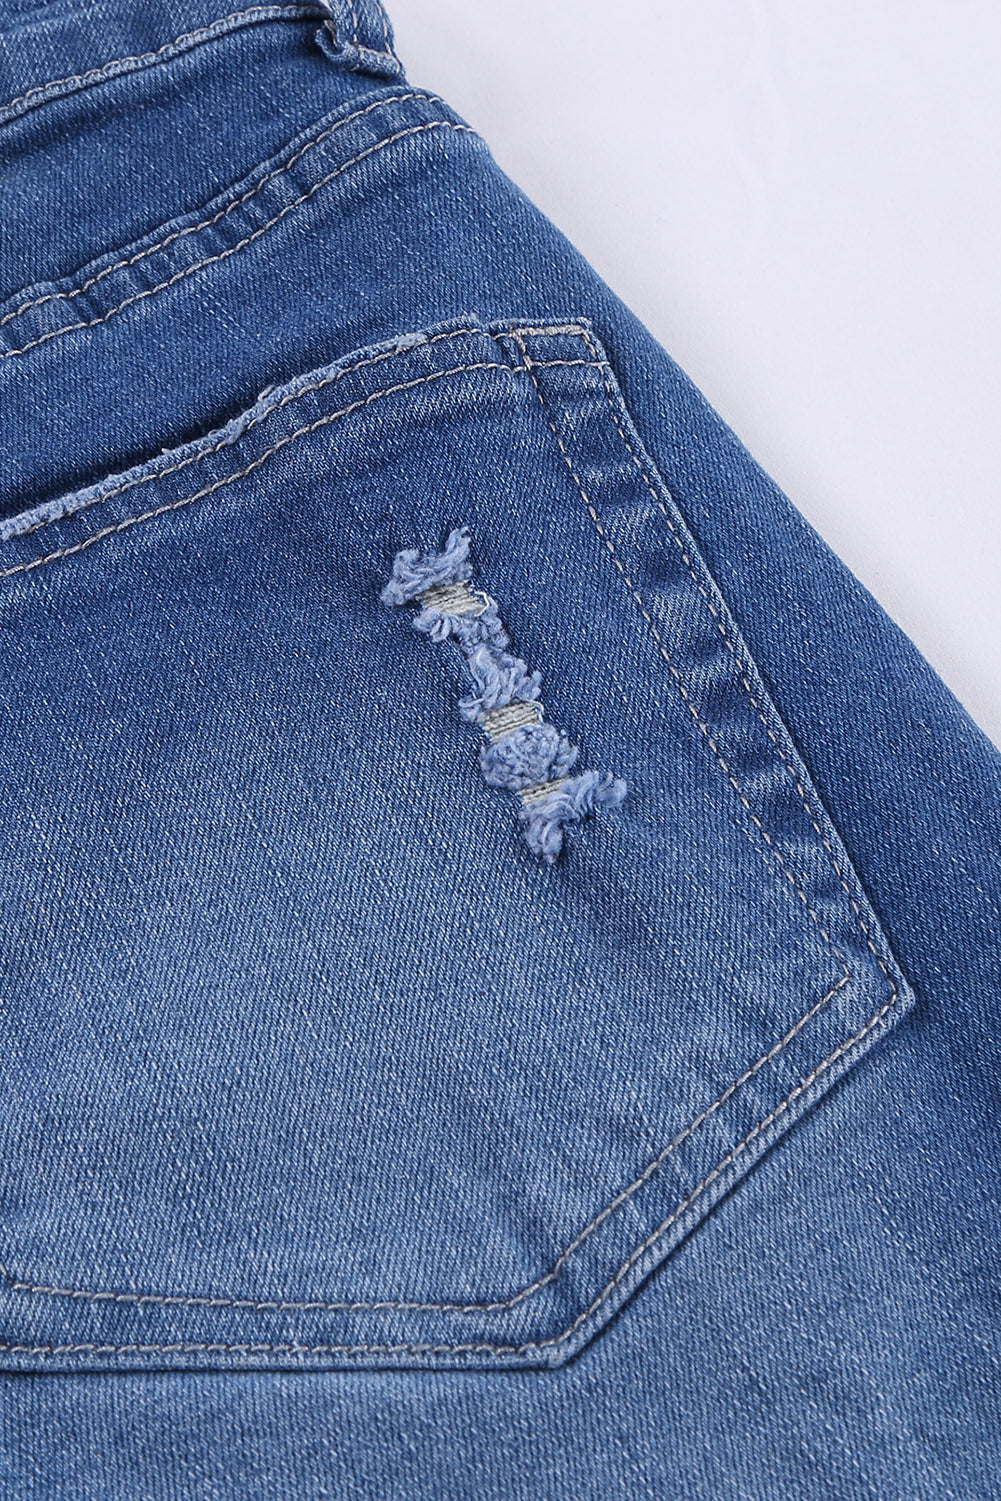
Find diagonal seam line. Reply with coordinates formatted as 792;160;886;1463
3;323;511;543
5;974;847;1315
0;326;594;547
0;121;476;362
0;92;446;331
0;974;902;1357
0;361;519;578
0;354;604;578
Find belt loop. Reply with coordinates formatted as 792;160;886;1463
314;0;403;80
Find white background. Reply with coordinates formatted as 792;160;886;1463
391;1;1001;747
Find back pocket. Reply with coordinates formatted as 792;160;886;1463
0;317;913;1371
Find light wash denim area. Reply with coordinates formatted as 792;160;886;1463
0;2;997;1497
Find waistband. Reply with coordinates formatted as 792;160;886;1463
0;0;400;128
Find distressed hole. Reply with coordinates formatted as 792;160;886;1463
380;526;626;861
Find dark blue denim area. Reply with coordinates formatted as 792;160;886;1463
0;2;997;1497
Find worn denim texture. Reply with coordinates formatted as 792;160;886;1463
0;1;997;1496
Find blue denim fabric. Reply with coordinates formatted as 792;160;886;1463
0;2;997;1496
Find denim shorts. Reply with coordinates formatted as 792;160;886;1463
0;2;997;1496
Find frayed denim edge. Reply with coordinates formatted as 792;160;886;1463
381;526;626;861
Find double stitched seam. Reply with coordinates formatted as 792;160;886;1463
7;324;492;543
0;977;903;1361
0;121;475;363
0;93;446;333
0;358;604;580
0;7;318;121
572;326;898;995
0;325;599;544
0;346;603;575
0;325;901;1355
3;972;846;1315
512;327;856;986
